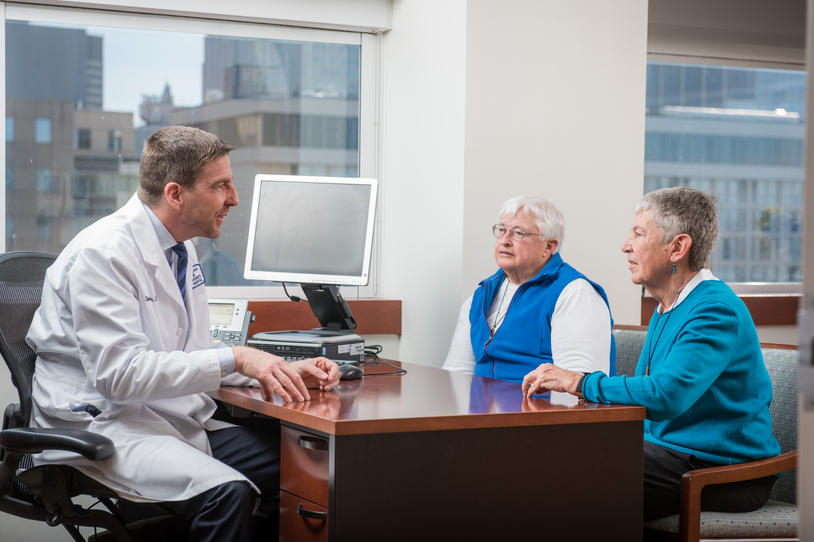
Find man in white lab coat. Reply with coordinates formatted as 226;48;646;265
26;125;341;541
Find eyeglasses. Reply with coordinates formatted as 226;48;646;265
492;224;542;242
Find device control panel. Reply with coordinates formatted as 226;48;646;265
208;298;252;347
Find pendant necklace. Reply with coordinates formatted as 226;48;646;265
490;279;510;336
645;309;672;376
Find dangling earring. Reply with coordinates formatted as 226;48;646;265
672;263;677;274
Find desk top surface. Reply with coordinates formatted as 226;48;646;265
212;361;645;436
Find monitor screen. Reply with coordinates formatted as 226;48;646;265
244;174;378;286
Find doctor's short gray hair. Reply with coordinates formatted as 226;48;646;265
635;187;719;271
499;195;565;251
138;126;234;204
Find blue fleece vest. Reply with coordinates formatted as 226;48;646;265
469;253;615;382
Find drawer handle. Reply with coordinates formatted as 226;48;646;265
297;503;328;521
298;435;328;451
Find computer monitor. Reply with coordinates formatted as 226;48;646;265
244;174;378;334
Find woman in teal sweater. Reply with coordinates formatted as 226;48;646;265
522;187;780;521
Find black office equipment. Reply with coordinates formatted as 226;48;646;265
339;364;363;381
248;331;365;364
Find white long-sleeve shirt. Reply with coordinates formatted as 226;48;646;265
442;278;612;375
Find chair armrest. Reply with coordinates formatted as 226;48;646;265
678;450;798;542
682;451;797;488
0;427;114;461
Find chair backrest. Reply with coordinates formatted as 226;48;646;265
612;327;646;377
762;347;798;504
0;251;57;430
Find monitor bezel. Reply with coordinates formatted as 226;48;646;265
243;174;378;287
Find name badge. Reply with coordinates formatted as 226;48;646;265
191;264;206;289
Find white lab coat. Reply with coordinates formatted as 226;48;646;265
27;194;254;502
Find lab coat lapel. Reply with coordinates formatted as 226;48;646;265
121;195;188;319
184;243;209;351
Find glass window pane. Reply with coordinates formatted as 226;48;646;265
35;215;51;241
35;168;52;193
6;18;362;283
35;118;51;143
77;128;91;149
644;62;805;283
5;117;13;142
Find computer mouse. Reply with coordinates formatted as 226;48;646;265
339;364;363;381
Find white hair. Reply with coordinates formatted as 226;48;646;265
635;187;719;271
499;195;565;251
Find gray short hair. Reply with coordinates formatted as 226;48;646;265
635;187;719;271
499;195;565;251
138;125;234;205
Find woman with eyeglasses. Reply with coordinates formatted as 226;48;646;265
522;187;779;520
442;195;615;382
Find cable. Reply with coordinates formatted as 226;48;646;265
361;345;406;374
362;357;407;376
281;282;302;302
364;344;383;359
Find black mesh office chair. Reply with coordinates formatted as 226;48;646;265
0;251;185;542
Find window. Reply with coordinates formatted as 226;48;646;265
71;175;89;199
644;62;805;284
35;215;51;241
108;129;122;152
77;128;91;149
35;168;52;193
4;7;374;292
5;117;13;142
34;118;51;143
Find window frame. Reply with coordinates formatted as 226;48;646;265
0;2;381;300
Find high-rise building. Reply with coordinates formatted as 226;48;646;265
168;36;361;283
6;21;103;110
644;63;805;283
5;24;137;251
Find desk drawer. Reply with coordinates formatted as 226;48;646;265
280;425;330;505
280;490;329;542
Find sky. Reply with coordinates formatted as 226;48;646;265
87;25;205;126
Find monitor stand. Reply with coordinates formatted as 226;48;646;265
300;283;358;336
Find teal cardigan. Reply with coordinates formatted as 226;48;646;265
582;279;779;464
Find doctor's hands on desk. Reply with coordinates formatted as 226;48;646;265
232;346;341;402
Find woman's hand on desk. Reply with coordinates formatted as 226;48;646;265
522;364;582;398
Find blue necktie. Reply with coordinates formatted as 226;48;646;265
171;242;188;303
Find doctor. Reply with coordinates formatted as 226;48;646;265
26;125;341;542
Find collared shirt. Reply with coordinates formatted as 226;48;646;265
141;201;235;376
659;268;718;314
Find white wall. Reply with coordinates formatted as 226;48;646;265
378;0;468;366
379;0;650;368
461;0;648;338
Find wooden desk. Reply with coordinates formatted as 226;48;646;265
212;361;645;541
